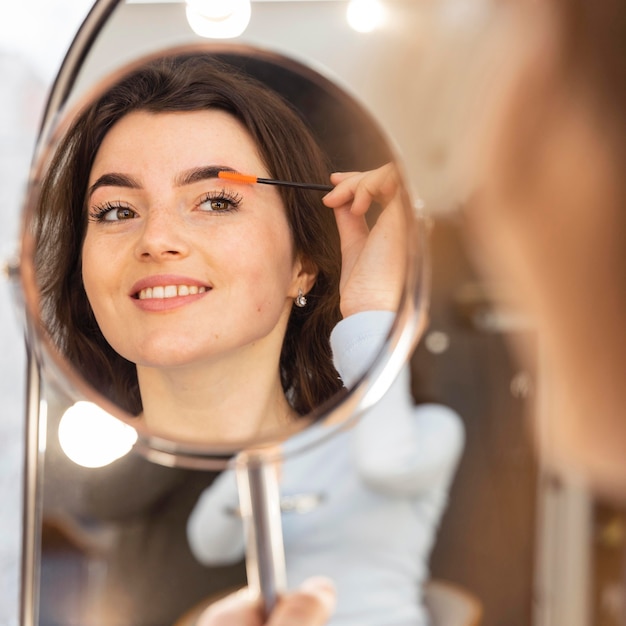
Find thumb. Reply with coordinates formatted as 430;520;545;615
266;577;336;626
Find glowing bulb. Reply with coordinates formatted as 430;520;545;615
58;401;138;468
346;0;386;33
185;0;252;39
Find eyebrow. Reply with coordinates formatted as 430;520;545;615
174;165;237;187
88;165;239;200
88;173;140;199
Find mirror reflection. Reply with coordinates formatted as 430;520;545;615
28;46;415;448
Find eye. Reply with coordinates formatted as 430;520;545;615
197;190;242;213
89;202;138;222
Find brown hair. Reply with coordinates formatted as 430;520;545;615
35;52;343;417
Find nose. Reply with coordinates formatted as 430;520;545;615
134;208;190;261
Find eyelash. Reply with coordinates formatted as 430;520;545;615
88;189;243;223
196;189;243;213
89;201;135;223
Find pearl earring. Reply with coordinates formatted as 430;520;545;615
295;288;307;308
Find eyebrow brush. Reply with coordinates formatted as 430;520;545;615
218;170;333;192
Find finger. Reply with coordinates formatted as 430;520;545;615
266;577;336;626
195;588;262;626
329;171;360;184
324;164;399;215
322;173;366;210
333;205;370;257
350;183;379;216
355;163;399;210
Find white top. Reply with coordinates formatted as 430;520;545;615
187;311;465;625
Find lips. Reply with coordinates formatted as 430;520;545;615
129;275;212;302
137;284;209;300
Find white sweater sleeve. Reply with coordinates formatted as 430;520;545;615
186;469;245;566
331;311;465;497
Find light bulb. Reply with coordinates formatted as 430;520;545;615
346;0;386;33
58;401;138;468
185;0;252;39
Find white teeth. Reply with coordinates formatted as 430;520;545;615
137;285;208;300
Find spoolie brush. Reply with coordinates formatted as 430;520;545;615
218;170;333;192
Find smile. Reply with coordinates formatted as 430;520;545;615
137;285;209;300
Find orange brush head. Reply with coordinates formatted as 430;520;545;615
218;170;334;192
218;171;257;184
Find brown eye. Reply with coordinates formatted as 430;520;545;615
89;203;138;222
108;207;136;221
197;190;242;213
205;198;230;211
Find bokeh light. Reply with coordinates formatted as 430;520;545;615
58;401;138;468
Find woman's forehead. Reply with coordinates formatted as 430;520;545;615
90;109;268;182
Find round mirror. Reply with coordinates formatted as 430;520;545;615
18;0;432;468
21;42;426;463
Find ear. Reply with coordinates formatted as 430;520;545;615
289;254;318;297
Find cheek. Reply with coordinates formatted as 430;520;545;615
236;225;295;274
81;236;114;311
233;222;298;293
80;246;96;303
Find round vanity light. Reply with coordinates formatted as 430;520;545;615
185;0;252;39
58;401;138;468
346;0;386;33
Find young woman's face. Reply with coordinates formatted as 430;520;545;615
82;109;311;370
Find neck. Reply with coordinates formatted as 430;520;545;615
136;350;297;445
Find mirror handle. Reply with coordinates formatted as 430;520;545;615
236;449;287;615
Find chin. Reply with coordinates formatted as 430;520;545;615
114;336;218;369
